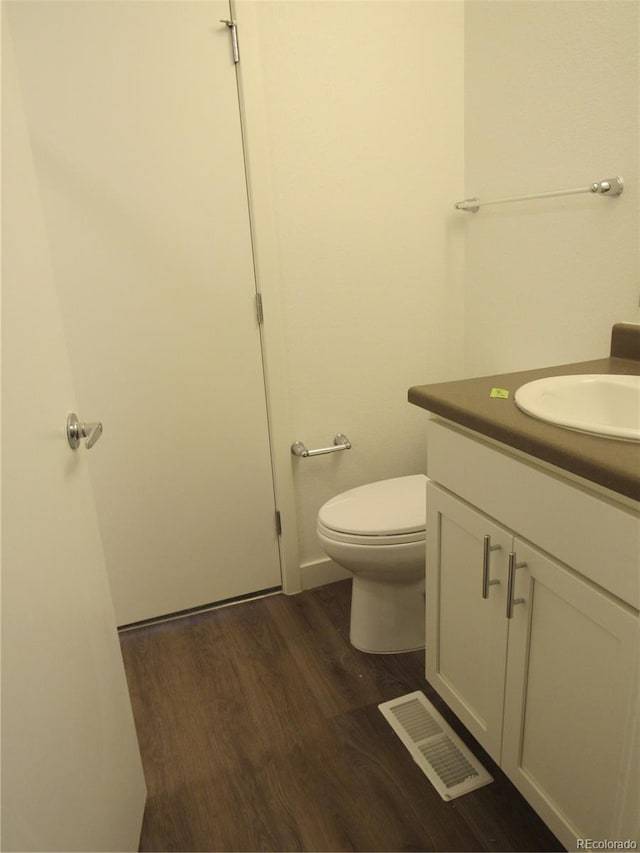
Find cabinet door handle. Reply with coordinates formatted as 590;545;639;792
482;535;501;599
506;552;527;618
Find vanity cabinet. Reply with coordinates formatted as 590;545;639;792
425;420;639;850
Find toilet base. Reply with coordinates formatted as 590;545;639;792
349;574;425;654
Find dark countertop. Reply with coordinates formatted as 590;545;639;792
408;325;640;503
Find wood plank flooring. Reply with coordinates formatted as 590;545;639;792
119;580;564;852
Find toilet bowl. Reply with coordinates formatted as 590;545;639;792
316;474;427;654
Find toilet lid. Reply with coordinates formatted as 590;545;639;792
318;475;427;537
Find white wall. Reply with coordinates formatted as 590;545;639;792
240;1;465;582
463;1;639;377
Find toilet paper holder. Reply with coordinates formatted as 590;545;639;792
291;433;351;458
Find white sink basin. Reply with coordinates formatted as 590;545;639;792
514;374;640;441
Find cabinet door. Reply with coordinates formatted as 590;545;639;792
426;483;512;762
502;538;639;849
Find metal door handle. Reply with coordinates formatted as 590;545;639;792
506;552;527;619
482;535;501;598
66;413;103;450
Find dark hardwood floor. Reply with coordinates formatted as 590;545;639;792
119;580;563;852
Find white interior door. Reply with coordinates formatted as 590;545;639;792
7;0;282;625
1;19;146;851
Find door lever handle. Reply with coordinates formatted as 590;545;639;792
66;413;103;450
83;421;103;449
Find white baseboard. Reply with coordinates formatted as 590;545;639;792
300;557;350;591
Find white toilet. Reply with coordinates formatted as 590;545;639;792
316;474;427;654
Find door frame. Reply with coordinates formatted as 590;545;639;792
233;0;302;594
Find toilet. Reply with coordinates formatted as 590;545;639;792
316;474;427;654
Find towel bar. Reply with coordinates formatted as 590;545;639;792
455;176;623;213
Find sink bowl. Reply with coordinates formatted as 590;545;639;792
514;374;640;442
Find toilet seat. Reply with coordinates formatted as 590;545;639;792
317;475;427;546
317;519;425;546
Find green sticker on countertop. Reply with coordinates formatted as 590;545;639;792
490;388;510;399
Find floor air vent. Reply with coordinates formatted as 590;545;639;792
379;691;493;800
